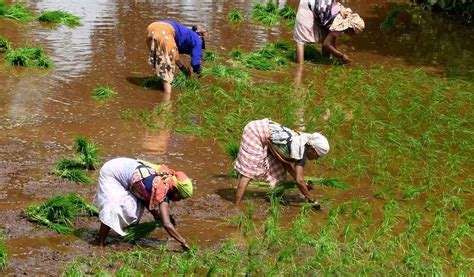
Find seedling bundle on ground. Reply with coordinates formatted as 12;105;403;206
251;1;296;27
0;1;80;26
93;86;117;100
0;36;11;52
5;47;52;68
227;9;244;23
230;40;294;71
55;136;102;184
123;221;163;243
25;193;98;234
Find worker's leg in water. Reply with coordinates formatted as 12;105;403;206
296;42;305;64
96;222;111;246
163;81;172;94
235;176;251;206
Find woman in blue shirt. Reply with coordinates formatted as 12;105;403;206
146;20;207;94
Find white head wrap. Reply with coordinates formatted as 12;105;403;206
307;133;330;157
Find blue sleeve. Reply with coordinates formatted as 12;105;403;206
191;38;203;73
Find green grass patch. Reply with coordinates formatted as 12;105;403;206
251;1;281;26
203;49;218;62
25;193;98;234
5;47;52;68
202;64;250;83
0;36;11;52
227;9;244;23
93;86;117;100
37;10;80;26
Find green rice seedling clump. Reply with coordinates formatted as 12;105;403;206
54;136;101;183
279;5;296;19
123;221;163;243
202;64;250;83
0;230;7;270
251;1;281;26
2;2;33;21
93;86;117;100
5;47;52;68
203;49;218;62
37;10;81;26
172;72;200;90
227;9;244;23
230;41;294;71
25;193;98;234
0;36;11;52
223;141;240;161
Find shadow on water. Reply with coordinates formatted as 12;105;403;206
352;2;474;79
125;76;163;90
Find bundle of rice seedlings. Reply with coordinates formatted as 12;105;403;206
74;136;102;170
0;230;7;270
123;221;163;243
203;49;217;62
172;72;200;90
93;86;117;100
266;177;352;197
227;9;244;23
0;1;7;16
58;169;93;184
0;36;11;52
25;193;98;234
223;141;240;161
244;53;274;71
230;47;244;60
251;1;281;26
202;64;250;83
279;5;296;19
141;75;162;89
2;2;33;21
37;10;80;27
5;47;52;68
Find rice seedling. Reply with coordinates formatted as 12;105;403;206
447;224;471;254
123;221;163;243
37;10;80;26
1;2;33;21
58;169;93;184
203;49;217;62
172;72;200;90
278;5;296;19
404;205;421;237
229;47;244;60
442;194;465;212
119;109;134;120
227;9;243;23
5;47;52;68
402;185;424;199
243;52;274;71
222;141;239;161
460;208;473;226
251;1;281;27
0;230;7;270
202;64;250;83
25;193;98;234
93;86;117;100
380;5;401;31
0;36;11;52
74;136;102;170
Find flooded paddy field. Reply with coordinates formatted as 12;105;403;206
0;0;472;275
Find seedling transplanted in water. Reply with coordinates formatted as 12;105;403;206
251;1;281;26
229;41;294;71
25;193;98;234
203;49;218;62
37;10;81;27
0;36;11;52
5;47;52;68
93;86;117;100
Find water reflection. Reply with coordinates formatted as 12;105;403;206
141;92;172;155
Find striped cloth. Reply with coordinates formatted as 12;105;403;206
234;119;287;187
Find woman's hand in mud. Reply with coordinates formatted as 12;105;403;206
182;243;191;252
306;181;314;191
341;54;353;64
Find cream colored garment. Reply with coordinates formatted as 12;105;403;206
329;4;365;34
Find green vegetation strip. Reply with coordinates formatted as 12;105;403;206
0;230;6;270
25;193;98;234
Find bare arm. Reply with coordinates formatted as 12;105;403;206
322;32;352;63
159;202;190;250
294;165;315;202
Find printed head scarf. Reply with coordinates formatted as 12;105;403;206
307;133;330;157
329;5;365;34
173;171;193;199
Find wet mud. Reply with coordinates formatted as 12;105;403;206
0;0;472;275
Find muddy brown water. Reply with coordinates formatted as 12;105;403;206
0;0;472;275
